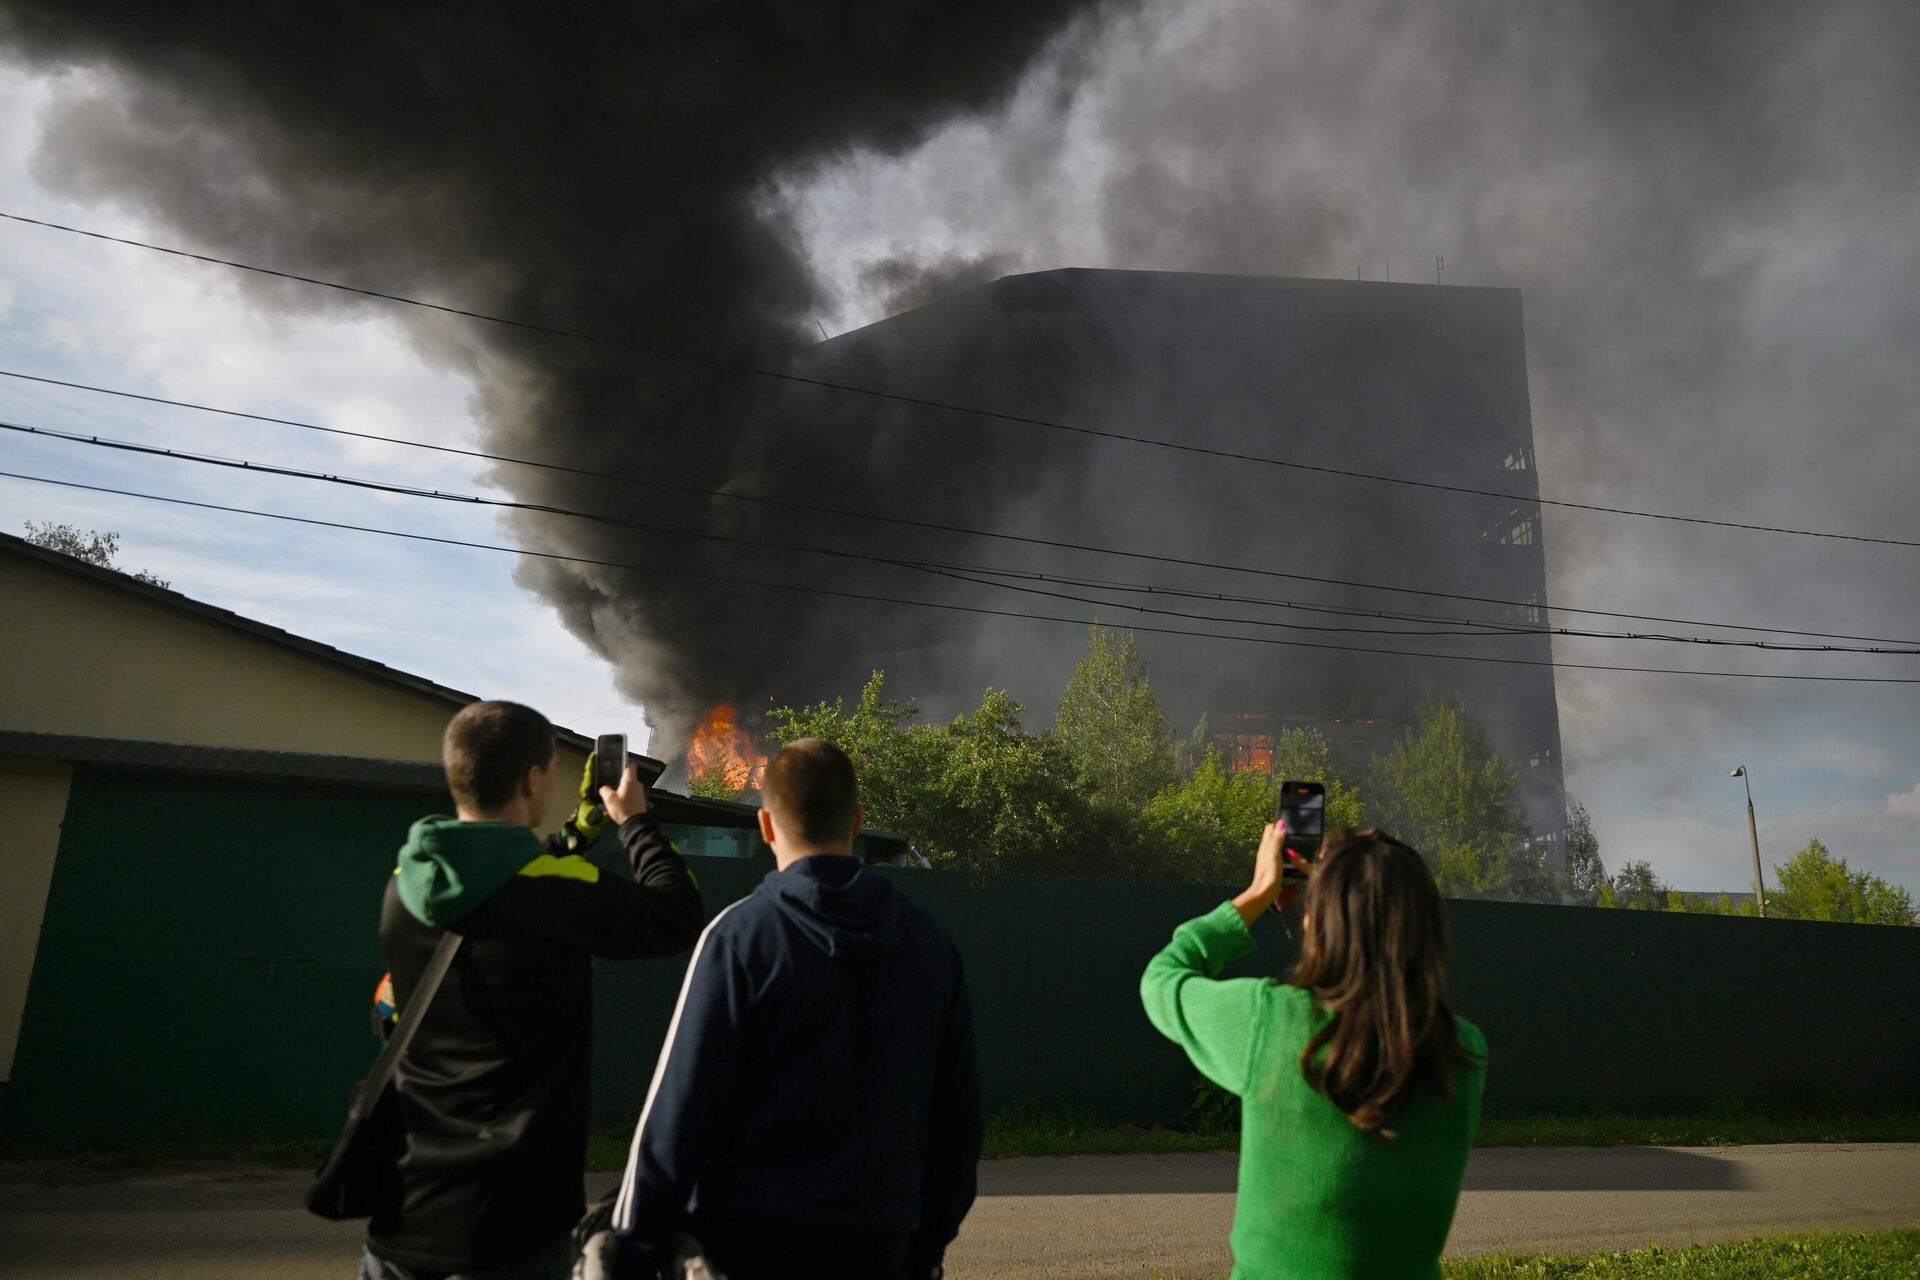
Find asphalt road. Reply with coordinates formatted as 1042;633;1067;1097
2;1144;1917;1279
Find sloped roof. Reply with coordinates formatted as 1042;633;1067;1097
0;530;590;751
0;729;757;829
0;729;446;790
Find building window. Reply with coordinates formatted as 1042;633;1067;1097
1480;509;1540;546
1504;447;1533;471
1213;732;1274;775
1529;747;1555;768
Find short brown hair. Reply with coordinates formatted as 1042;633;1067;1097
443;701;555;811
762;738;858;846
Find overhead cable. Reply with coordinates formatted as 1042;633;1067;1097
8;466;1920;685
4;210;1914;550
1;382;1911;647
7;418;1920;658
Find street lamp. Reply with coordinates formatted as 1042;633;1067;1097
1729;766;1768;919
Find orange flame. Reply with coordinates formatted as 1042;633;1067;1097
686;703;767;791
1214;731;1274;775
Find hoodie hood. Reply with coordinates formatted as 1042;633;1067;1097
395;815;543;926
763;855;903;960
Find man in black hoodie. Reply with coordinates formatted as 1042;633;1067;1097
360;701;704;1280
586;738;982;1280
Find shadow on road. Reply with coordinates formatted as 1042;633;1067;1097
1465;1147;1753;1191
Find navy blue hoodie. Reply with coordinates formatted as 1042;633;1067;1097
610;854;980;1275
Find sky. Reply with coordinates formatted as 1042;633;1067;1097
774;0;1920;901
2;4;1918;900
0;69;657;748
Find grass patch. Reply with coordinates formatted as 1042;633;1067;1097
588;1129;631;1172
1152;1231;1920;1280
0;1135;333;1182
571;1104;1920;1168
13;1105;1919;1175
956;1103;1920;1162
1441;1229;1920;1278
586;1111;1238;1170
982;1111;1234;1160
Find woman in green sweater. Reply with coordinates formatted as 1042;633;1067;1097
1141;820;1486;1279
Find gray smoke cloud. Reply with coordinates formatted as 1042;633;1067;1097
0;0;1116;755
781;0;1920;786
6;0;1920;882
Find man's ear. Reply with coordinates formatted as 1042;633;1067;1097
850;803;864;844
757;807;777;850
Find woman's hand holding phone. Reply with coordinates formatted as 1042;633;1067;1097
1234;820;1306;928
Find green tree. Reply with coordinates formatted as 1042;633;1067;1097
23;521;170;588
768;671;1090;878
1055;627;1177;815
1269;726;1365;830
1371;697;1537;899
1769;839;1916;926
685;764;744;802
767;669;930;828
1609;858;1668;910
918;689;1092;878
1563;799;1607;906
1140;747;1277;885
1178;715;1211;774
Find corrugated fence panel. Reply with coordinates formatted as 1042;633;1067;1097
3;767;1917;1148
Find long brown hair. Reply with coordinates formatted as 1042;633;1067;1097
1289;828;1480;1138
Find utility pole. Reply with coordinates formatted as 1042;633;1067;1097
1436;254;1444;284
1730;765;1768;918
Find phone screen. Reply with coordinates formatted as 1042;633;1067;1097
593;734;628;793
1278;780;1325;838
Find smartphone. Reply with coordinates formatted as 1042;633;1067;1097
593;734;628;794
1277;780;1325;879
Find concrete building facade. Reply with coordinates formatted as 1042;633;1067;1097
807;269;1567;852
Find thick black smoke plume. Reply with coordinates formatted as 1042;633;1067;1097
0;1;1113;752
780;0;1920;785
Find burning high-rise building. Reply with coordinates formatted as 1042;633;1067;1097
799;268;1569;853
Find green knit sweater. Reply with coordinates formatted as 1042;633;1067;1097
1141;902;1486;1280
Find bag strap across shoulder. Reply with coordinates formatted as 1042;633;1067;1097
355;930;462;1115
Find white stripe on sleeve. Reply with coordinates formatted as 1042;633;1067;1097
611;897;748;1229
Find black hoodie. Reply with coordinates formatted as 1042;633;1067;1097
368;814;703;1272
606;854;981;1276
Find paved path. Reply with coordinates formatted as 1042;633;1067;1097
3;1145;1917;1279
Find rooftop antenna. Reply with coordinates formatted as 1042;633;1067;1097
815;319;829;341
1436;254;1445;284
1386;256;1391;282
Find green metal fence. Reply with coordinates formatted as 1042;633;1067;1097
4;767;1916;1149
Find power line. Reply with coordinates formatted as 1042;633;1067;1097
1;379;1910;647
5;209;1914;551
927;563;1920;654
8;417;1920;656
8;465;1920;686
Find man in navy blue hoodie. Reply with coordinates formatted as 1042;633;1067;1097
585;738;981;1280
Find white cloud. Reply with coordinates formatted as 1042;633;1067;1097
1884;782;1920;823
0;63;657;759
